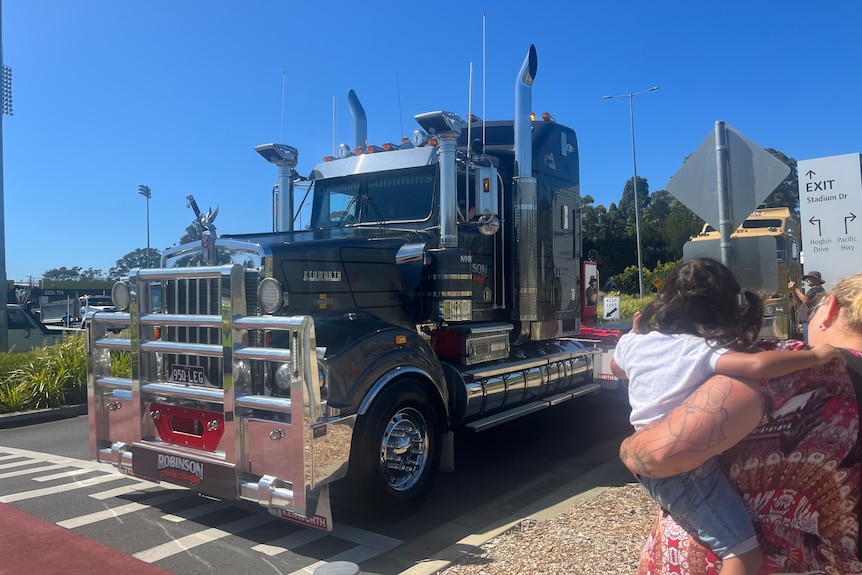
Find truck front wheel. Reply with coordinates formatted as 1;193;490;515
348;380;442;516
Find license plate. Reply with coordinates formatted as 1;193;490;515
169;364;208;385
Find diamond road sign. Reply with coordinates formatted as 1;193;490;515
666;123;791;231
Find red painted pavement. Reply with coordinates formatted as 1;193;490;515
0;503;173;575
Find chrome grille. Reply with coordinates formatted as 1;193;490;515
162;270;260;387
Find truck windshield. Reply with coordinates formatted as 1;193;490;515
310;165;437;228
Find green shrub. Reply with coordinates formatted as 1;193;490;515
607;259;682;296
0;335;87;412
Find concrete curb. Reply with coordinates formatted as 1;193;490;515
0;404;87;429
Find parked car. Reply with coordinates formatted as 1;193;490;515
6;303;65;352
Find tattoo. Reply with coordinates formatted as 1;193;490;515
621;376;755;478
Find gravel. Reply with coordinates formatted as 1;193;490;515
435;482;657;575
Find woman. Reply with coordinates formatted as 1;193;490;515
620;271;862;574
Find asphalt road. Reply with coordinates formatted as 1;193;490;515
0;392;633;575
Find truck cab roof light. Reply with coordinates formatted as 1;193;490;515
427;138;438;147
382;142;396;151
337;144;353;159
353;147;364;155
467;114;481;123
541;112;556;122
323;156;335;162
411;130;428;147
365;145;381;153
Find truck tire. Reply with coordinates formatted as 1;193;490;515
348;379;441;517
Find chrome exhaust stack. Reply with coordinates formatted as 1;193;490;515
513;45;539;333
347;89;367;151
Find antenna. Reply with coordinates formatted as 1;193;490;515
482;11;487;153
332;96;337;157
396;69;404;141
465;62;474;221
467;62;474;153
280;70;286;143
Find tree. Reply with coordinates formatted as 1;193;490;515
761;148;799;217
108;248;162;279
618;176;651;225
178;222;203;246
78;267;107;281
43;266;84;281
41;266;106;281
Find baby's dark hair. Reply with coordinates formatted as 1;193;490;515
636;257;764;351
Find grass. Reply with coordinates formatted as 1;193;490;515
0;334;131;414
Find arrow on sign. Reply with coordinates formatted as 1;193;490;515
809;216;822;237
847;213;857;234
806;169;816;179
605;308;619;319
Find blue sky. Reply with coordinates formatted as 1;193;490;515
3;1;861;281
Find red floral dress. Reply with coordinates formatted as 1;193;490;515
637;341;862;575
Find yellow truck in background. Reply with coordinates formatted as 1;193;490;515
686;206;802;340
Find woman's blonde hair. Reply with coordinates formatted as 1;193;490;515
830;272;862;334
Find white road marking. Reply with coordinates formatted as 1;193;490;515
0;463;64;479
133;514;275;563
160;499;229;523
251;529;328;556
57;491;190;528
0;473;123;503
0;459;46;471
33;468;100;482
0;446;404;570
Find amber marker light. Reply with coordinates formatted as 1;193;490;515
395;335;408;345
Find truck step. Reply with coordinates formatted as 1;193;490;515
465;382;602;432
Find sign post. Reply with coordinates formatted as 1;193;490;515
666;121;790;282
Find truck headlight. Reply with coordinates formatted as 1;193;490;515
275;363;293;392
258;278;286;314
112;282;131;312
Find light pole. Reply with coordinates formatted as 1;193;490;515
602;86;660;299
138;185;151;267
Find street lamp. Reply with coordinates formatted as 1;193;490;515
138;185;151;268
602;86;660;299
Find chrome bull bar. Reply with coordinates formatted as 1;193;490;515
86;264;353;528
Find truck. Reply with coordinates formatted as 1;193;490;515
684;206;802;340
38;298;78;325
78;294;116;322
7;303;65;351
86;45;603;530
